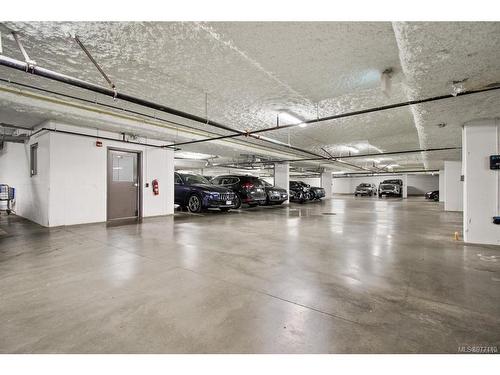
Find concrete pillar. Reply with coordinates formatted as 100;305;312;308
444;161;463;212
438;169;445;202
402;174;408;198
274;162;289;204
320;170;333;198
463;119;500;245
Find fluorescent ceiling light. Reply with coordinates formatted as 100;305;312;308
175;151;215;160
332;171;347;174
342;146;359;154
279;111;306;127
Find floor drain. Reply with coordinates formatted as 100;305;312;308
322;212;336;215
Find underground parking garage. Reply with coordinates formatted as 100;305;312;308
0;18;500;359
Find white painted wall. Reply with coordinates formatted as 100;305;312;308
1;121;174;227
438;170;445;202
0;132;51;226
331;177;352;194
463;119;500;245
444;161;463;212
407;174;439;195
332;174;436;196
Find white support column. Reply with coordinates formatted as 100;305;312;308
274;162;289;204
463;118;500;245
320;170;333;199
438;169;445;202
402;174;408;198
444;161;463;212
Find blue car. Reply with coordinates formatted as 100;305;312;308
174;173;237;213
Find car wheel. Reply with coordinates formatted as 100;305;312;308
220;208;230;212
187;194;202;213
233;194;242;209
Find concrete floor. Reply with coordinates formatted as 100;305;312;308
1;196;499;353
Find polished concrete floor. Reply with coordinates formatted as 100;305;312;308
1;196;499;353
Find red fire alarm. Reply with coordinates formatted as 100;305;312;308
96;140;103;147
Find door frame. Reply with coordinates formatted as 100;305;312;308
106;147;143;221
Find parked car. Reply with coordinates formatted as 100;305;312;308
354;183;377;196
210;175;267;208
174;172;236;213
309;185;326;200
260;179;288;205
289;181;312;203
378;179;403;198
425;190;439;201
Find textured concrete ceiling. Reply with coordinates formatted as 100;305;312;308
0;21;499;171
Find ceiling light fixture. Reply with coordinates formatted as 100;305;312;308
386;164;400;169
344;146;359;154
175;151;216;160
279;111;306;128
381;68;393;97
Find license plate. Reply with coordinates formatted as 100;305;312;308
226;201;232;205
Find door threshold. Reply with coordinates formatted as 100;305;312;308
106;217;141;227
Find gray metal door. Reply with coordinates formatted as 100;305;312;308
107;149;140;220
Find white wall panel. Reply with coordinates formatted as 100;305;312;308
438;170;445;202
1;121;174;227
463;119;500;245
0;133;50;226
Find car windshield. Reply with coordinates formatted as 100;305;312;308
182;174;211;185
261;180;273;187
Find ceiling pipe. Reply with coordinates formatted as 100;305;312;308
333;169;439;177
0;79;328;167
0;54;461;173
0;55;239;135
211;146;461;167
0;134;29;143
0;55;371;172
0;122;32;131
28;127;172;149
0;55;337;163
171;84;500;147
